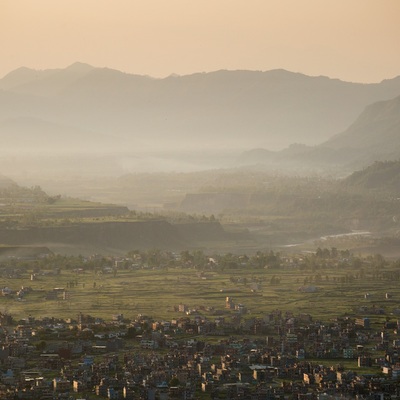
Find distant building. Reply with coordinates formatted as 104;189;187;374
225;297;234;309
356;317;370;329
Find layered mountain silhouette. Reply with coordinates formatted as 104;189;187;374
1;63;400;153
239;93;400;173
324;95;400;153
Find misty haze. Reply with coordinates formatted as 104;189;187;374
1;1;400;398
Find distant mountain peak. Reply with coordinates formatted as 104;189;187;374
0;66;44;90
264;68;308;78
1;66;37;81
5;66;34;74
380;75;400;85
65;62;95;72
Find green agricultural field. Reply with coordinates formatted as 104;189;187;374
1;259;400;326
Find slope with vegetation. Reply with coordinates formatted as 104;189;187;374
342;160;400;194
0;175;240;255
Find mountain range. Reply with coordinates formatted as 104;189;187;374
238;93;400;173
1;62;400;155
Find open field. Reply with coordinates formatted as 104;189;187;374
2;259;399;328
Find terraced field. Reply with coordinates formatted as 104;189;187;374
1;260;398;328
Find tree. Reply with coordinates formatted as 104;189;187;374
169;377;180;387
35;340;47;352
180;250;194;264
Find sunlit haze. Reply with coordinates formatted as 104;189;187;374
4;5;400;391
1;0;400;211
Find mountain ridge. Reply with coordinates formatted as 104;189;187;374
1;63;400;152
238;93;400;174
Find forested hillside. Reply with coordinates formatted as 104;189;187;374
342;160;400;193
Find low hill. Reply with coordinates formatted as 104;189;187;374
0;174;242;254
0;220;236;255
0;174;16;188
0;177;129;220
342;160;400;194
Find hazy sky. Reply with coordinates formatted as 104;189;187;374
1;0;399;83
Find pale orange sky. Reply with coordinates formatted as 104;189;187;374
1;0;399;82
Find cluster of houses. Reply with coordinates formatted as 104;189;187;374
0;307;400;399
1;248;400;397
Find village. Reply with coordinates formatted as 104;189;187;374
0;248;400;399
1;291;400;398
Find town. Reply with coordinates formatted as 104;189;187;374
1;249;400;398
